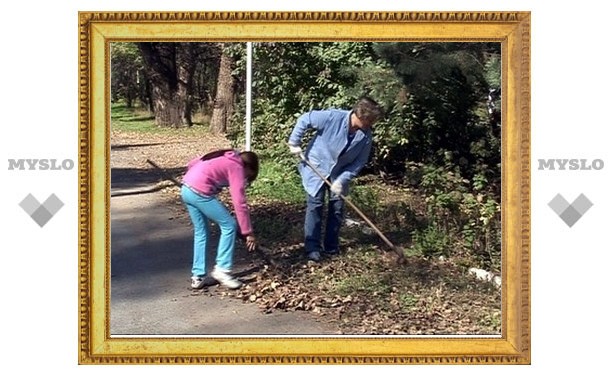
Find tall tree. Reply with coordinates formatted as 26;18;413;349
373;42;501;174
210;44;236;133
110;43;144;107
137;42;200;127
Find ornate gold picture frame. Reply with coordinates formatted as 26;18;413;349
78;11;530;364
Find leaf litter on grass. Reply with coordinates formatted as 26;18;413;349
223;242;502;335
112;128;502;336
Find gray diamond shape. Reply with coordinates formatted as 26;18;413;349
30;206;53;227
559;205;581;227
548;194;570;216
42;194;64;215
549;193;594;227
571;193;593;215
19;193;64;227
19;194;41;215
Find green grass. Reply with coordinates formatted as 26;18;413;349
323;250;393;297
334;273;392;297
110;103;212;137
398;293;418;310
347;184;381;216
252;215;302;242
478;310;502;330
248;160;304;204
111;103;157;132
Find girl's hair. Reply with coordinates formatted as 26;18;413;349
240;151;259;183
200;149;259;183
200;148;234;162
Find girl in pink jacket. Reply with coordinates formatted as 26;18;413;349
181;149;259;289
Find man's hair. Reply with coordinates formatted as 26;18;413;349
352;96;383;124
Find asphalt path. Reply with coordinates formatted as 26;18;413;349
110;185;340;336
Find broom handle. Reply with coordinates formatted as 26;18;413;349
146;159;183;188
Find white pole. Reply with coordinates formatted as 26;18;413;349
245;42;252;151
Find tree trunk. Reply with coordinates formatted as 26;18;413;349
137;42;197;127
210;45;236;133
142;75;154;112
151;86;185;127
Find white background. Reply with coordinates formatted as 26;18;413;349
1;0;610;376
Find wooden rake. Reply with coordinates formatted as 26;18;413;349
299;153;407;265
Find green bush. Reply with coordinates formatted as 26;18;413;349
409;223;451;258
404;161;501;269
248;157;304;204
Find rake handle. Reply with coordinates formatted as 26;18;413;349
299;153;397;250
146;159;183;188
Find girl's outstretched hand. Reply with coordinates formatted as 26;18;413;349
245;234;257;252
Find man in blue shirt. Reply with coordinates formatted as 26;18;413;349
287;96;383;262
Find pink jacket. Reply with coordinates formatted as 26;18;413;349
182;151;253;235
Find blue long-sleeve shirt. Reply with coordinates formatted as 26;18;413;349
288;109;372;197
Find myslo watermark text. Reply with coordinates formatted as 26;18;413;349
537;158;604;170
8;158;75;170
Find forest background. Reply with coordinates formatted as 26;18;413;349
110;41;503;334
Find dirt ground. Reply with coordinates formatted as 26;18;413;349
110;127;502;336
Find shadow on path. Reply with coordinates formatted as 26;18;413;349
110;177;340;336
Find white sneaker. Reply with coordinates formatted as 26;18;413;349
191;276;205;289
211;267;242;289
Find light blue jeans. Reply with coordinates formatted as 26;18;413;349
181;185;237;277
